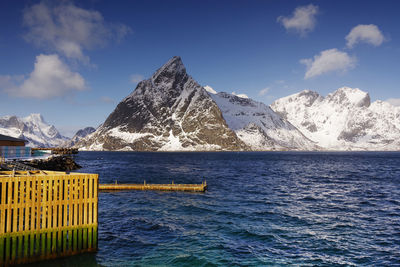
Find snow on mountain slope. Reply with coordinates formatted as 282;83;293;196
271;87;400;150
64;127;96;147
0;114;69;147
77;57;247;151
209;91;317;150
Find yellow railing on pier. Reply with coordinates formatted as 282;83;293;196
0;170;98;265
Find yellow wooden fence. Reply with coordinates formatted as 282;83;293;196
0;170;98;265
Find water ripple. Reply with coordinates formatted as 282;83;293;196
47;151;400;266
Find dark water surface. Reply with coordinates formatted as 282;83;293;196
32;152;400;266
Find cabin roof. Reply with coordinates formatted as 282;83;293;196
0;134;28;143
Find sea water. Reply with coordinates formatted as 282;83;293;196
30;152;400;266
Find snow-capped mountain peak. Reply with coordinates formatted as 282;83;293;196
327;87;370;108
151;56;186;84
77;56;247;151
64;127;96;147
271;86;400;150
0;113;68;147
24;113;45;124
209;91;317;150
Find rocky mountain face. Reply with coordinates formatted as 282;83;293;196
0;114;69;147
77;57;247;151
63;127;96;147
207;89;317;150
271;87;400;150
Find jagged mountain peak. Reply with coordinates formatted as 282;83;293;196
272;89;321;110
75;127;96;138
209;90;317;150
79;57;247;151
151;56;186;84
23;113;45;123
328;86;370;108
271;86;400;150
0;113;68;147
64;127;96;147
298;89;320;98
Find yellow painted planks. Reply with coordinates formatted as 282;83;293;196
0;172;98;265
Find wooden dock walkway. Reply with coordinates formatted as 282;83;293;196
99;181;207;192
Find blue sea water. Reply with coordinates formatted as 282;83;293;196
30;152;400;266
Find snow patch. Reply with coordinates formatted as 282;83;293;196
204;85;217;94
232;92;249;99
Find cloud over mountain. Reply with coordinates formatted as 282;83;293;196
300;48;356;79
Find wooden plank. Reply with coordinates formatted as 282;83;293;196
57;178;62;253
88;177;93;249
82;176;88;249
77;176;83;251
94;175;98;250
41;178;47;257
11;179;19;262
73;177;78;252
5;179;13;263
29;180;36;257
0;179;6;263
51;178;57;253
23;180;30;258
18;179;24;259
0;235;4;263
67;177;73;251
0;180;6;234
62;179;67;253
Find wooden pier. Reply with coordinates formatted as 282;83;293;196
0;170;98;265
99;181;207;192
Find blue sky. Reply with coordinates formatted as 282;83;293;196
1;0;399;136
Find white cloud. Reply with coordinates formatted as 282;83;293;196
2;54;86;99
23;2;131;62
277;4;319;36
346;24;385;48
258;87;270;96
386;98;400;107
130;74;145;84
300;48;356;79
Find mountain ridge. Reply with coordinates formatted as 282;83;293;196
77;56;248;151
0;113;69;147
271;87;400;150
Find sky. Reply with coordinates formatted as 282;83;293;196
0;0;399;137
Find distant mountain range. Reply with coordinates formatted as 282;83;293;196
2;57;399;151
271;87;400;150
0;114;93;148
